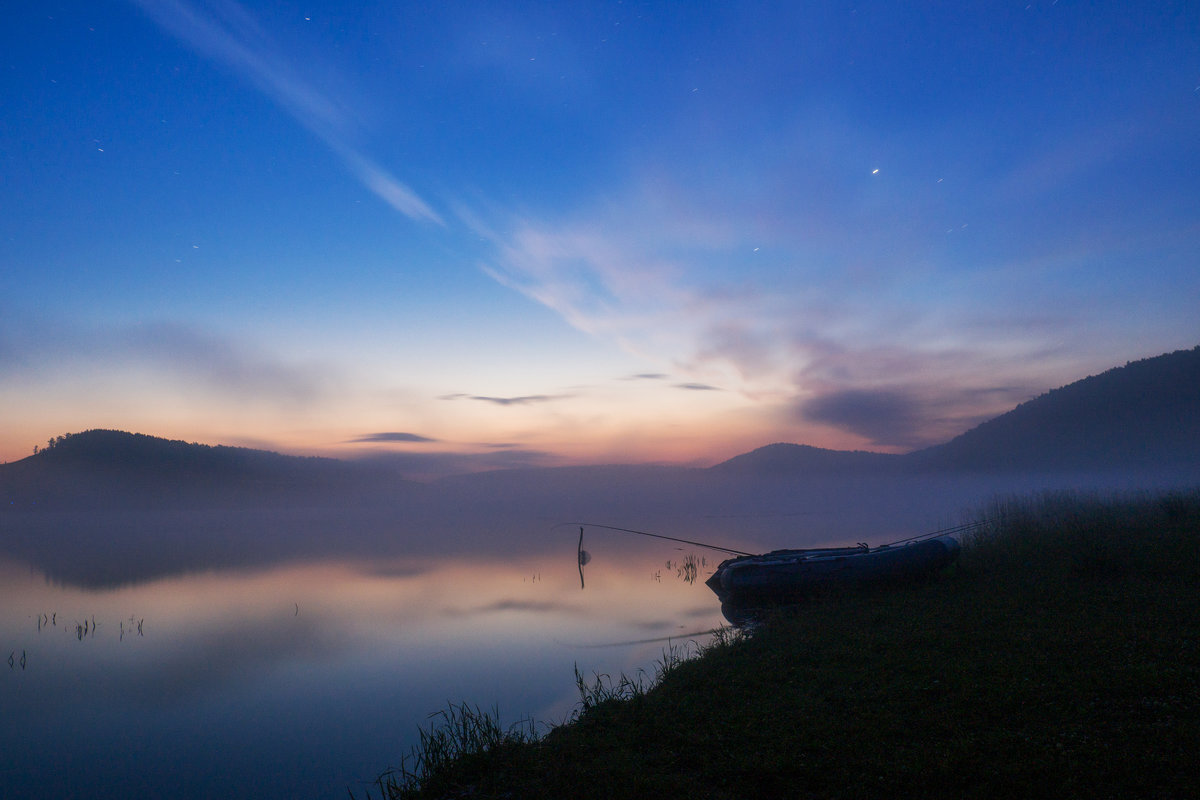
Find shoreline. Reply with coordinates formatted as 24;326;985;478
356;488;1200;799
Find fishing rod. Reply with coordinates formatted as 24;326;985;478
556;522;755;557
562;518;985;561
882;520;988;547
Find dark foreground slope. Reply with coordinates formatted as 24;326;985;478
367;489;1200;800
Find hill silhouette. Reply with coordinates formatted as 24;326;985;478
713;346;1200;475
911;346;1200;471
710;443;902;475
0;429;411;509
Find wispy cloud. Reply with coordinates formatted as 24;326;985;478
447;599;570;617
480;222;701;359
337;147;444;226
799;389;925;449
467;394;571;407
117;321;329;405
0;313;332;409
350;432;438;444
470;160;1086;449
788;341;1050;449
438;391;573;407
795;383;1040;451
476;208;807;397
129;0;441;224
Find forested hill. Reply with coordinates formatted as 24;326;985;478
911;346;1200;471
715;346;1200;475
0;429;410;509
28;430;328;473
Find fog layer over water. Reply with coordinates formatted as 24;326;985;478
2;467;1195;798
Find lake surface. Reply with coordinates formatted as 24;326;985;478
3;468;1183;798
0;518;731;799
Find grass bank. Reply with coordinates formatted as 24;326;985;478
359;489;1200;799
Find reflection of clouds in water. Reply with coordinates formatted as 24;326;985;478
444;599;577;617
680;604;723;621
352;562;430;580
107;614;335;707
0;536;722;799
630;618;682;633
4;611;336;718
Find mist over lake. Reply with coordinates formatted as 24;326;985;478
4;453;1197;798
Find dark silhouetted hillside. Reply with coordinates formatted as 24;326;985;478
0;430;411;509
710;443;902;475
912;346;1200;471
710;347;1200;477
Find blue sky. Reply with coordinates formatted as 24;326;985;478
2;1;1197;469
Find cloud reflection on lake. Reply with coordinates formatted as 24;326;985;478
0;537;726;800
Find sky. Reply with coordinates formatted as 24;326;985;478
2;0;1197;471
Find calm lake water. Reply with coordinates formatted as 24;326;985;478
3;469;1180;798
0;516;732;799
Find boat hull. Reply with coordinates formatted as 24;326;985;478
705;535;960;606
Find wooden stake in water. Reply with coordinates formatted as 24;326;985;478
577;527;593;589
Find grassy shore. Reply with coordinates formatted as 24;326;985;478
359;489;1200;799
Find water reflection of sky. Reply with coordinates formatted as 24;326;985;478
0;545;726;800
6;469;1180;797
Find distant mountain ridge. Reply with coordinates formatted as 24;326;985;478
711;443;902;474
713;346;1200;474
911;346;1200;471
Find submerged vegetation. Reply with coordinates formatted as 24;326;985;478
356;489;1200;799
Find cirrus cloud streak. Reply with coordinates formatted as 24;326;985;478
128;0;442;225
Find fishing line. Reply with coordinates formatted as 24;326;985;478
555;522;754;557
882;520;987;547
553;628;725;649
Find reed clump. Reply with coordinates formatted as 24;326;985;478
358;488;1200;799
358;703;539;800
